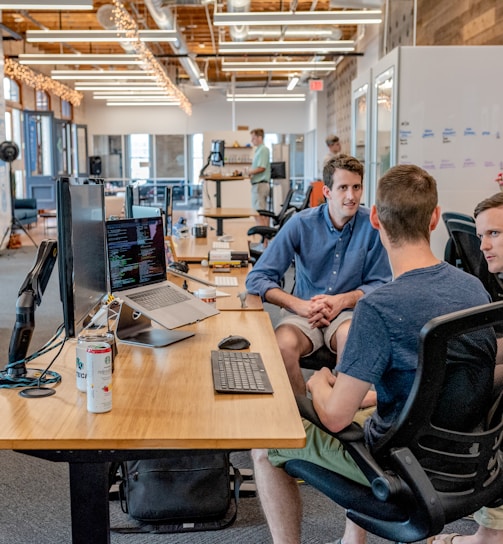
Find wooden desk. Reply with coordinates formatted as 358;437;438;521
201;207;258;236
167;263;262;310
3;311;304;543
172;229;252;262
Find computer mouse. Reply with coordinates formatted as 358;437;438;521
168;261;189;273
218;335;251;350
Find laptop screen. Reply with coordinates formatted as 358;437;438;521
106;216;166;292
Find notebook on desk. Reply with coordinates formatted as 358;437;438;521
106;216;219;331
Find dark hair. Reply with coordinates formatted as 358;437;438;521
250;128;264;138
474;192;503;218
376;164;438;244
325;134;340;146
322;154;364;189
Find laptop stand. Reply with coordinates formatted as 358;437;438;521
115;303;194;348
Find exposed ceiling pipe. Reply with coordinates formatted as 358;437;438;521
144;0;202;85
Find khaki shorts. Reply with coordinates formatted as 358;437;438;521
276;309;353;356
268;406;375;487
251;182;270;210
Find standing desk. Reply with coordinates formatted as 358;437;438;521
202;174;246;208
2;311;305;543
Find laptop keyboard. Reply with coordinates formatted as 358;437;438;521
211;350;273;394
128;285;190;310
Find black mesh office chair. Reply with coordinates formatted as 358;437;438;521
285;301;503;544
291;185;314;212
247;207;296;263
448;220;503;302
256;188;294;226
442;212;475;266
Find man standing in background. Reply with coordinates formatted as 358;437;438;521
248;128;271;226
323;134;342;166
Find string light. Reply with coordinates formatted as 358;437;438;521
5;58;83;107
112;0;192;115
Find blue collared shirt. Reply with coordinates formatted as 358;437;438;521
246;204;391;302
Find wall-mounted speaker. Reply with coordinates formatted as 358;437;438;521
89;155;102;176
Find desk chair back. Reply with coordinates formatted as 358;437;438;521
285;301;503;543
257;188;294;226
448;222;503;302
442;213;475;266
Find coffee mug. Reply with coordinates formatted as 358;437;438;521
192;223;208;238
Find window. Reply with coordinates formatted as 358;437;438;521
36;90;50;111
4;77;20;103
61;99;72;119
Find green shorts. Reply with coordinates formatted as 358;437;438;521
268;406;375;487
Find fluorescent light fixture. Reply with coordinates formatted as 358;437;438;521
106;102;180;106
93;94;176;99
18;53;142;65
222;60;336;72
247;28;335;38
199;77;210;92
213;10;382;26
0;0;92;8
218;40;355;54
93;90;167;95
26;29;177;43
75;84;162;91
226;93;305;102
287;76;300;91
51;70;156;80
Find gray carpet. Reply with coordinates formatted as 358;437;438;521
0;246;476;543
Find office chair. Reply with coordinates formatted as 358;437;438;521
284;301;503;544
447;220;503;302
291;184;314;211
256;188;294;227
247;207;296;263
442;213;475;266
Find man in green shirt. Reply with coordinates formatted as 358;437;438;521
248;128;271;226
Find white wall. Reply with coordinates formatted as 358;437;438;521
83;91;310;137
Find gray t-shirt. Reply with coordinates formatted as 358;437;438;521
337;262;496;448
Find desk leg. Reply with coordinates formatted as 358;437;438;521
216;218;224;236
215;180;222;208
69;462;111;544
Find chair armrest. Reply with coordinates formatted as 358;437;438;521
295;395;405;500
256;209;276;219
247;226;278;240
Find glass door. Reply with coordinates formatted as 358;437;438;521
23;110;55;209
72;124;88;178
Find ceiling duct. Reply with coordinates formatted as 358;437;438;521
144;0;201;85
224;0;343;42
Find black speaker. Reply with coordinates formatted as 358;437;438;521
89;155;102;176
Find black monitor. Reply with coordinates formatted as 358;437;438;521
271;161;286;179
210;139;225;167
56;177;108;339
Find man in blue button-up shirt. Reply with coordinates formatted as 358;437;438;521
246;154;392;395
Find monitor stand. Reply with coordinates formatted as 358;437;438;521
115;303;194;348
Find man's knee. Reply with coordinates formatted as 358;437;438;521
329;319;351;352
276;324;312;356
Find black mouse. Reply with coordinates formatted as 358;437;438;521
168;261;189;273
218;335;251;350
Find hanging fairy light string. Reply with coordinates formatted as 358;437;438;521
112;0;192;115
4;58;83;107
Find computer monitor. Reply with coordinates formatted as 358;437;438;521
56;177;108;339
210;139;225;167
271;161;286;179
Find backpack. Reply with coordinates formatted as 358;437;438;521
113;451;242;534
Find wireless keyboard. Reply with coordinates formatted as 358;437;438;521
211;350;273;394
214;276;239;287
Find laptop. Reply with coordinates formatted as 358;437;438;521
105;216;219;332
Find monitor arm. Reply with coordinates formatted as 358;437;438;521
199;152;212;178
7;239;58;377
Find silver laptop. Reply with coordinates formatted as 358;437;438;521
105;216;219;330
